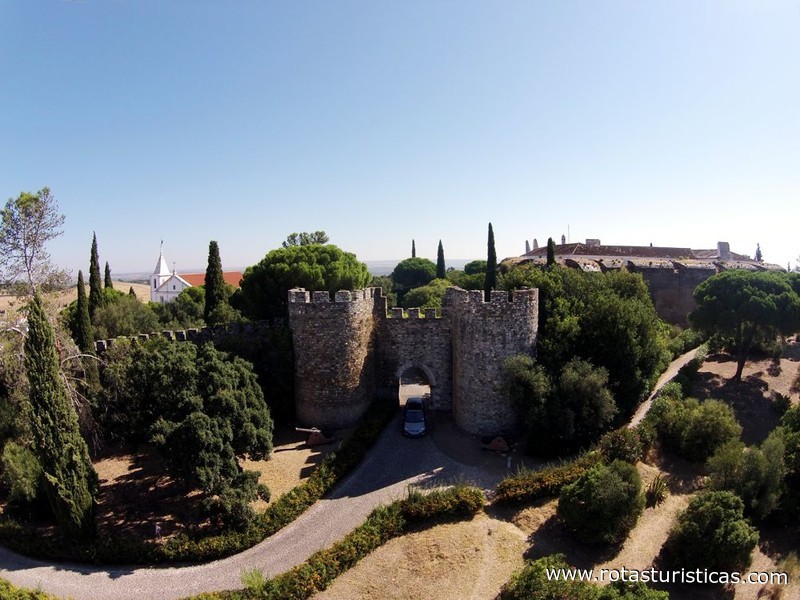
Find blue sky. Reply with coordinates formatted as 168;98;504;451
1;1;798;276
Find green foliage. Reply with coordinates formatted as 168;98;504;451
391;257;436;292
558;460;645;544
73;270;93;353
501;266;670;421
88;233;103;317
502;354;617;455
485;222;497;300
238;244;371;320
0;187;67;293
411;238;416;257
368;275;396;308
104;261;113;289
779;406;800;517
401;278;451;309
204;240;228;325
1;441;42;505
645;474;669;508
0;578;62;600
436;239;446;279
103;339;272;506
546;237;556;267
707;433;786;521
598;428;644;464
401;485;484;523
91;295;160;339
24;294;97;539
282;231;329;247
499;554;668;600
690;270;800;381
150;286;206;330
647;388;742;462
464;260;487;275
666;327;706;358
446;268;484;291
666;491;758;572
494;453;600;505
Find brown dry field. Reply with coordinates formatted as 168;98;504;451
0;281;152;314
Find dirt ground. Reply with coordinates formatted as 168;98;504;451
0;281;151;315
92;425;336;539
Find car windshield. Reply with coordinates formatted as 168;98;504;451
405;410;425;423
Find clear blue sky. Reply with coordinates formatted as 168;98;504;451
2;1;798;276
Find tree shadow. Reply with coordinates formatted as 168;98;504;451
647;546;735;599
523;513;619;570
691;372;779;446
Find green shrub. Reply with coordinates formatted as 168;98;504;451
707;432;786;521
645;474;669;508
401;485;484;523
1;441;42;505
0;579;61;600
558;460;645;545
499;554;668;600
494;453;601;505
598;428;643;464
666;491;758;572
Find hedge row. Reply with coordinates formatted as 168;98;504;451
493;452;601;505
197;484;486;600
0;400;397;565
0;579;60;600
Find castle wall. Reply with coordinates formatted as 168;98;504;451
377;308;452;410
449;288;539;436
634;263;717;327
287;288;382;429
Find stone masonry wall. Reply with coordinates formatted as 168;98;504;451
287;288;382;429
377;308;453;410
449;288;539;436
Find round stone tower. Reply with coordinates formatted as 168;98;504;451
448;288;539;436
287;288;383;429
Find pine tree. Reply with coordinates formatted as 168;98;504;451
88;233;103;318
436;240;446;279
755;244;763;262
104;261;113;289
24;294;97;539
546;237;556;267
412;239;416;258
205;240;227;324
484;223;497;301
74;271;93;353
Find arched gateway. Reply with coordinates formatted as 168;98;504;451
287;286;538;436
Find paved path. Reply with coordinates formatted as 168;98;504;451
0;348;700;600
0;420;503;600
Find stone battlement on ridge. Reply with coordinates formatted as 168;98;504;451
287;287;382;304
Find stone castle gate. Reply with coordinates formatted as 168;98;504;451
287;286;538;436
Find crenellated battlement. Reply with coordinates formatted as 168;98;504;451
288;287;383;305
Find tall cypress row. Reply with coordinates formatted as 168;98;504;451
436;240;446;279
485;223;497;301
25;294;97;539
104;261;113;289
411;239;416;258
88;233;103;317
204;240;226;324
74;271;93;353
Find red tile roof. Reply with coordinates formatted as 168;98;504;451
178;271;243;288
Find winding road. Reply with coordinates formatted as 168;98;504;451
0;349;698;600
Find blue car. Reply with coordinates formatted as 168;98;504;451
403;396;427;437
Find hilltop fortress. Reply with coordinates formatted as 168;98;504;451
510;239;784;325
287;286;538;435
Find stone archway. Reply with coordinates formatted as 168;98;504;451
395;362;436;407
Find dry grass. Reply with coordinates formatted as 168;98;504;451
0;281;152;315
313;513;528;600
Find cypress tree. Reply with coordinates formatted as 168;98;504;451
484;223;497;301
104;261;113;289
546;237;556;267
204;240;226;324
436;240;446;279
24;294;97;539
88;233;103;318
755;244;763;262
128;286;136;298
412;239;416;258
74;271;93;353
